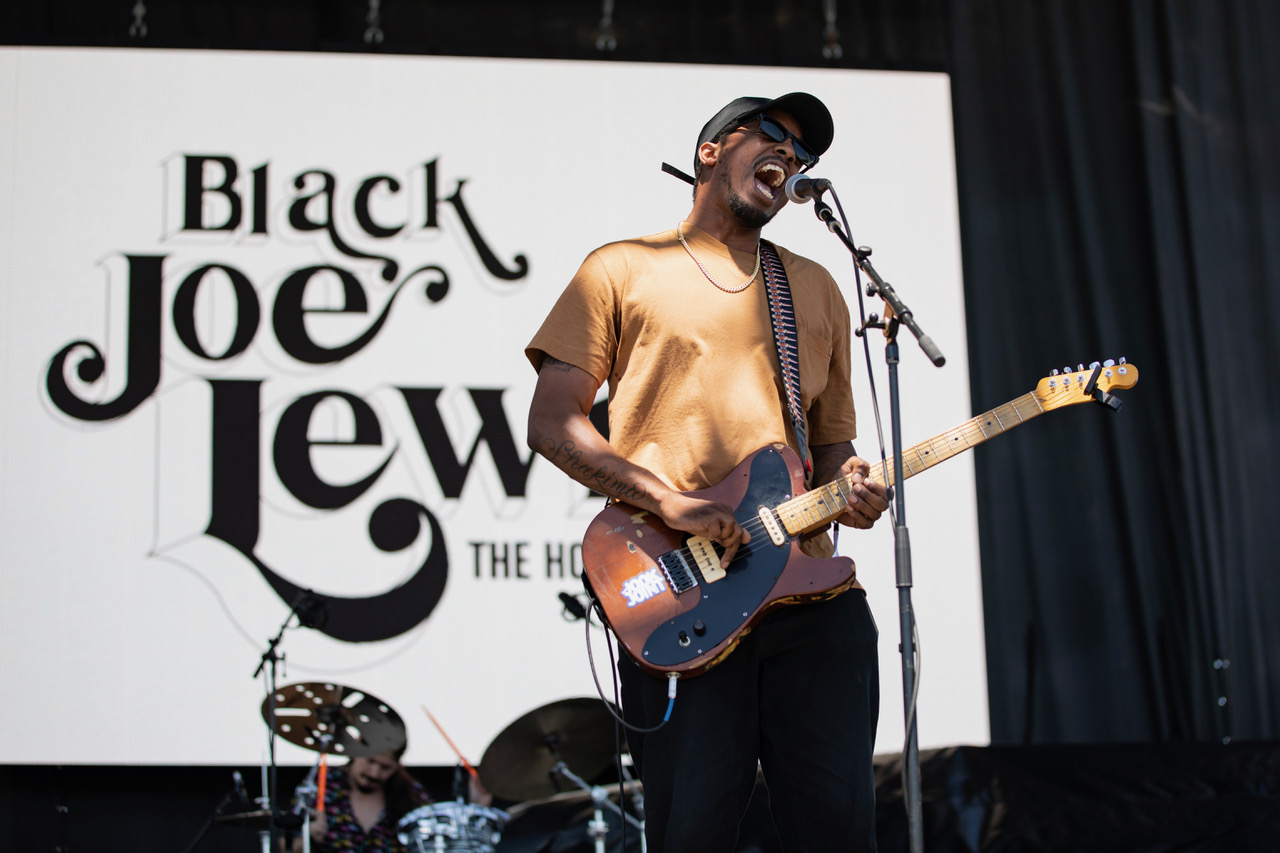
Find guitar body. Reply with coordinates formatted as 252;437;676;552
582;444;855;678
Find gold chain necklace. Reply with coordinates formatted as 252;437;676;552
677;221;760;294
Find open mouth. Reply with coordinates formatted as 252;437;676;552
754;162;786;200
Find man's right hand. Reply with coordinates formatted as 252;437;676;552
659;493;751;569
308;809;327;842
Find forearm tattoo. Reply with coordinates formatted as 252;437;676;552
541;438;647;503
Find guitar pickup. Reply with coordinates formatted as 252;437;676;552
687;536;725;583
758;506;787;547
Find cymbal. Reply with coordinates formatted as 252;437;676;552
478;697;624;803
213;809;272;830
503;781;643;842
262;682;405;758
505;780;643;819
214;810;306;833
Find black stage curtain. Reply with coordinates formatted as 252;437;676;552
950;0;1280;744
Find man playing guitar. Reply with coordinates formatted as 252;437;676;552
525;92;890;852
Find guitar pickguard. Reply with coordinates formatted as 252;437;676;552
641;448;795;667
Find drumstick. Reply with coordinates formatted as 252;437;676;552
421;705;480;779
316;755;328;811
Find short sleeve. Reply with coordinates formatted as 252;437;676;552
525;250;619;386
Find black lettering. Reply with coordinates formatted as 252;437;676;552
252;162;269;234
272;265;406;365
206;378;262;550
471;541;530;579
423;160;439;229
545;542;583;579
45;254;164;422
273;391;393;510
401;387;536;499
288;169;397;280
206;378;448;642
183;155;242;231
444;179;528;281
354;175;405;238
172;264;260;360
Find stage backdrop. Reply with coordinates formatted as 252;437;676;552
0;47;980;768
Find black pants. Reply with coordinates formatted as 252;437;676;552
619;590;879;853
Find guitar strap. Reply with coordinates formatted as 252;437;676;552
759;240;811;478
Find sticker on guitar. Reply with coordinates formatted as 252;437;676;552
619;568;667;607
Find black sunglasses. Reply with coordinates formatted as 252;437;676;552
741;114;820;168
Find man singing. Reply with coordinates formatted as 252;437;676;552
526;92;890;851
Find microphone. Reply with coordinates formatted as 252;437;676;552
294;590;329;629
784;174;833;204
558;592;588;621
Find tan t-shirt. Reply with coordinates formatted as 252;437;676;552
526;222;857;493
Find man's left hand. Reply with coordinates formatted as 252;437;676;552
835;457;889;529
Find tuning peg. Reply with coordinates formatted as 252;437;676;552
1103;359;1115;367
1051;369;1060;376
1089;361;1101;370
1063;366;1072;375
1077;363;1085;372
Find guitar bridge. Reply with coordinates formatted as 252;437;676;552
657;548;701;594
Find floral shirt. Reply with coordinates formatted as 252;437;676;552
311;766;430;853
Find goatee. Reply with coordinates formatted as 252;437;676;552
715;163;776;229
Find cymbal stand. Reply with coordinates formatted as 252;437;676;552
290;734;333;853
252;590;319;853
618;761;645;853
550;761;645;853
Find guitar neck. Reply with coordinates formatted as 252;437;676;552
777;389;1048;536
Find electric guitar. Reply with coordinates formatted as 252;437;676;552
581;360;1138;678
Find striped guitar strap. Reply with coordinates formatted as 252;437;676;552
759;240;811;477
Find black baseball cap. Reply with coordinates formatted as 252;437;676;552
662;92;835;185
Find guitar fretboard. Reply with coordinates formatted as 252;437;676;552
776;390;1047;536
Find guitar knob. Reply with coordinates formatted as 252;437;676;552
693;619;707;637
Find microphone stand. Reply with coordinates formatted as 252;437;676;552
252;589;324;853
808;195;943;853
177;786;236;853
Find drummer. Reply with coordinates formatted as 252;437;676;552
293;745;497;853
292;745;429;853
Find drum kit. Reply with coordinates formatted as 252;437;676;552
213;682;645;853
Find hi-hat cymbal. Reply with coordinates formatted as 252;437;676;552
478;697;624;803
501;780;643;840
213;809;273;831
505;780;644;820
262;682;405;758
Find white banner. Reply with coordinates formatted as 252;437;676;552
0;47;986;767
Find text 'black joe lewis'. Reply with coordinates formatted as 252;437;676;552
45;155;538;642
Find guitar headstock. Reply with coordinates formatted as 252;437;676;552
1035;359;1139;411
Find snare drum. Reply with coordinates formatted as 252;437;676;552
397;800;509;853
